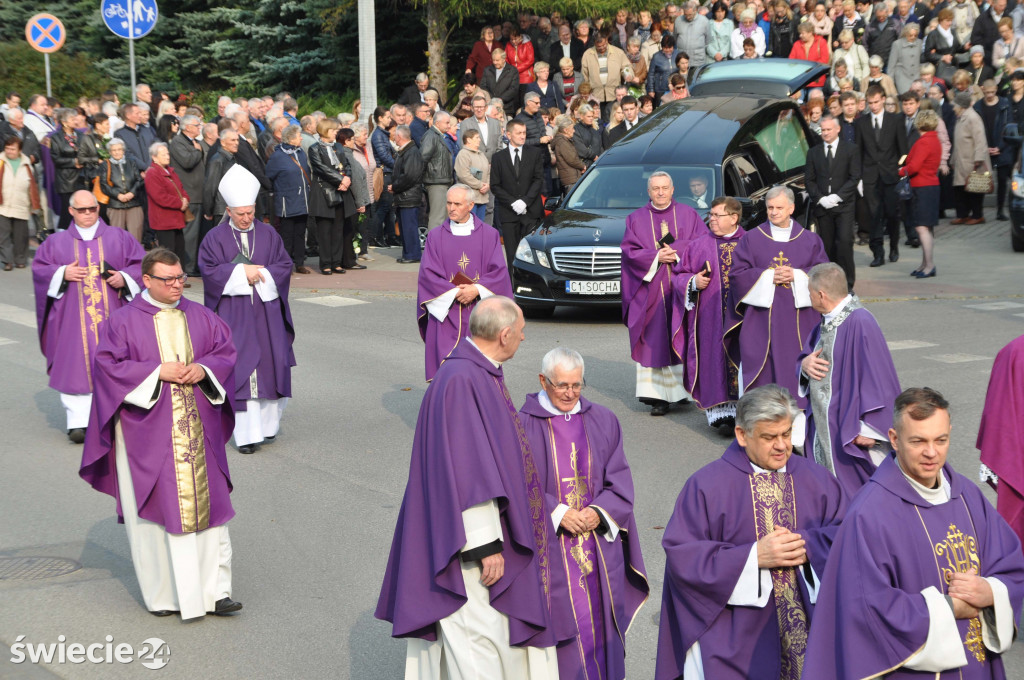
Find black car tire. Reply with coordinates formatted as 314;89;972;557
522;304;555;319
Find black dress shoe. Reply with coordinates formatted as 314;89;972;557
263;434;276;442
210;597;243;615
68;428;86;444
889;249;899;263
347;264;367;270
150;609;178;617
905;238;920;248
869;256;885;267
397;258;421;264
238;444;257;454
650;402;670;416
997;212;1009;221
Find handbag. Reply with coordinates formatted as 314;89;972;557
965;170;994;194
896;175;913;201
318;179;344;207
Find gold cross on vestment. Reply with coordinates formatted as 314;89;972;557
660;220;669;239
457;252;470;271
560;443;589;511
771;251;790;269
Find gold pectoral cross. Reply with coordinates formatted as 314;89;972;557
770;250;792;288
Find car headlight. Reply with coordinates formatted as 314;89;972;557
535;250;550;269
514;239;534;264
1013;174;1024;199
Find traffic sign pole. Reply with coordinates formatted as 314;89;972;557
44;54;51;97
127;0;136;99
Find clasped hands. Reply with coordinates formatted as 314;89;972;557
757;527;807;568
818;194;842;210
455;284;479;305
242;263;266;286
773;265;794;286
64;260;126;289
560;507;601;536
158;361;206;385
949;569;994;620
657;245;678;264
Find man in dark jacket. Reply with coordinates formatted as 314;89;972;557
232;112;273;220
549;23;586;71
390;125;425;263
971;0;1007;65
202;129;238;242
398;73;431;107
514;92;553;192
420;112;455;231
410;103;431;147
265;125;312;272
169;114;205;274
479;48;521;119
865;2;899;64
975;79;1014;220
115;103;158;245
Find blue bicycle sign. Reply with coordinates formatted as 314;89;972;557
101;0;158;39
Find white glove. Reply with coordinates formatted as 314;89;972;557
511;199;527;215
817;195;834;209
857;180;864;197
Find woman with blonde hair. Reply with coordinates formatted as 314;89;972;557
551;114;585;193
898;109;942;277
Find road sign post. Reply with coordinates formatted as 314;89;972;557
101;0;158;99
25;14;67;97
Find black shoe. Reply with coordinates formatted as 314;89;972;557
856;237;869;246
396;258;421;264
713;417;736;437
650;402;670;416
263;435;276;443
889;248;899;263
905;238;920;248
68;428;86;444
306;247;319;257
209;597;243;615
150;609;178;617
238;444;257;454
997;212;1009;221
348;264;367;270
869;256;885;267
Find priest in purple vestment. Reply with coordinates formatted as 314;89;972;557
198;165;296;454
804;388;1024;679
519;347;650;680
417;184;512;381
656;384;846;680
724;185;828;447
671;196;744;435
798;263;902;498
376;297;575;679
79;248;243;620
621;171;704;416
32;189;144;443
978;334;1024;556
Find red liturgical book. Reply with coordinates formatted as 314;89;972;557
452;271;475;286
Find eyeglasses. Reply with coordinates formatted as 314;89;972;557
545;377;585;393
146;274;189;285
673;85;687;92
708;212;735;219
71;205;99;214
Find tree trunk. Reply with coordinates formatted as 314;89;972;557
425;0;448;106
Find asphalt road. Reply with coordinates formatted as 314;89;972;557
1;217;1022;679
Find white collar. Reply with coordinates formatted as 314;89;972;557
74;223;99;240
769;220;794;240
823;294;853;323
750;461;788;474
720;227;740;238
142;289;180;309
897;459;951;504
450;218;475;236
466;337;502;368
538;390;582;416
872;111;883;123
509;144;522;155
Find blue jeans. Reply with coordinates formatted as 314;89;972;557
471;204;487;223
398;206;421;260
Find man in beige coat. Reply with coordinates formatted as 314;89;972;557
581;34;630;122
951;91;992;225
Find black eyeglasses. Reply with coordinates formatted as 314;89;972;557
71;205;99;213
146;274;189;285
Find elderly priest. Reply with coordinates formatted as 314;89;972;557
620;171;704;416
79;248;242;620
656;384;846;680
198;165;296;454
376;296;575;679
804;387;1024;679
519;347;650;680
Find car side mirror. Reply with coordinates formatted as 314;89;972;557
1004;123;1022;144
544;196;562;211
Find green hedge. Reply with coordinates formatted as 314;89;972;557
0;43;115;104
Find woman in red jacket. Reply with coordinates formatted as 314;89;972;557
789;23;829;88
898;109;942;278
143;142;190;271
465;26;503;83
505;26;536;106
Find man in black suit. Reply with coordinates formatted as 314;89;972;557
490;120;544;271
806;116;862;292
549;23;586;72
896;92;922;247
397;73;430;107
855;85;907;267
479;49;521;119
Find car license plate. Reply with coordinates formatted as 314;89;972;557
566;280;620;295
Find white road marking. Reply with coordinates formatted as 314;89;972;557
925;353;990;364
0;337;18;346
296;296;369;307
886;340;938;351
963;301;1024;311
0;302;38;328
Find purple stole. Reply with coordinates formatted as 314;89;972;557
70;238;116;391
548;414;606;679
494;375;552;603
750;471;809;680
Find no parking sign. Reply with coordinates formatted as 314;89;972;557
25;13;66;53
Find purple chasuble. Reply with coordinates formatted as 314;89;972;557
198;219;295;410
978;335;1024;556
670;230;743;408
32;222;145;394
520;394;650;680
799;304;902;498
804;456;1024;679
655;442;846;680
725;222;827;406
621;200;704;368
417;217;512;381
376;343;577;648
79;296;237;534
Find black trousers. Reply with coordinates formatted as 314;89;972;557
865;179;900;256
996;164;1011;212
154;228;186;264
316;211;345;270
817;209;856;291
499;213;536;272
954;186;984;219
341;212;359;268
278;215;307;268
57;192;74;231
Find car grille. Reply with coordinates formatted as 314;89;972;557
550;246;622;277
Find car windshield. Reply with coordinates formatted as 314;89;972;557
565;165;716;212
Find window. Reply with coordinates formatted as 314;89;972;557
566;165;717;212
751;109;809;173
